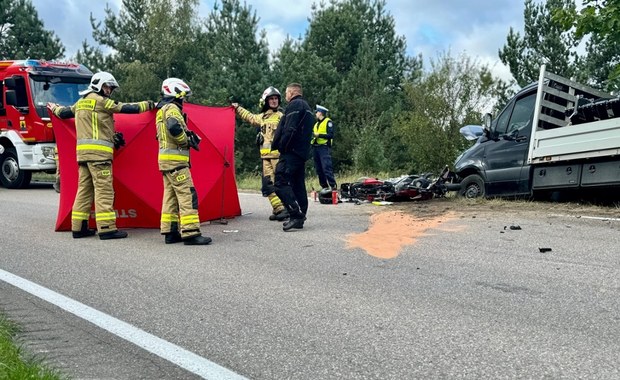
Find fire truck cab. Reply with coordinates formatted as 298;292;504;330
0;59;92;188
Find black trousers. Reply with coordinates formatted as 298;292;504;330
312;144;336;188
274;153;308;218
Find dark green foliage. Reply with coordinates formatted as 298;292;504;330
395;53;512;174
499;0;578;87
45;0;520;176
275;0;420;173
189;0;271;173
554;0;620;92
73;40;109;73
0;0;64;60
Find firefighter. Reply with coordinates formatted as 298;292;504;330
49;71;154;240
231;87;289;221
156;78;212;245
312;105;337;191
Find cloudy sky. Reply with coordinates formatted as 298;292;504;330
30;0;528;81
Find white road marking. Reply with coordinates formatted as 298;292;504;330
551;214;620;222
0;269;247;380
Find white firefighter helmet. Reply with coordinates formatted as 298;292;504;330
80;71;119;96
162;78;192;99
259;86;281;110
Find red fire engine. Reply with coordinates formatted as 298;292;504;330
0;59;92;188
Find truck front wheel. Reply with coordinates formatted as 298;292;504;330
458;174;485;198
0;147;32;189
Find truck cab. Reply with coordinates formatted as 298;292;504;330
454;65;620;199
454;83;538;198
0;59;92;188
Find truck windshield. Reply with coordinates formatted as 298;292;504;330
29;76;90;118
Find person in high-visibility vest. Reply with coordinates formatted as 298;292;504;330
49;71;154;240
232;87;288;221
311;105;337;191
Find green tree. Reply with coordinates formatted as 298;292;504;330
395;53;511;173
274;0;420;173
271;38;339;109
0;0;64;60
82;0;200;101
74;40;109;73
328;38;397;172
189;0;272;174
554;0;620;91
499;0;578;87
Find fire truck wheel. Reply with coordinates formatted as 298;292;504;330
0;147;32;189
458;174;485;198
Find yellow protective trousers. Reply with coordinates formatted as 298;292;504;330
262;157;285;214
71;161;117;233
160;167;201;239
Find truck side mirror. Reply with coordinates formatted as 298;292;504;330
482;113;492;131
5;90;29;114
5;90;17;106
4;77;16;89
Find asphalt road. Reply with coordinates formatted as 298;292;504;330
0;184;619;379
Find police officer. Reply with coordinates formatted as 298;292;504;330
312;105;336;191
232;87;288;221
272;83;315;231
156;78;212;245
49;71;154;240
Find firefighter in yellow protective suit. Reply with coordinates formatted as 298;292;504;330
232;86;289;221
49;71;154;240
156;78;212;245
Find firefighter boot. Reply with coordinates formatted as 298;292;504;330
164;222;183;244
268;194;287;221
165;233;183;244
99;230;128;240
273;208;289;221
72;220;96;239
183;235;212;245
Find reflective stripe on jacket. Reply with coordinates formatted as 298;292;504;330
235;106;282;159
53;93;151;162
157;103;191;171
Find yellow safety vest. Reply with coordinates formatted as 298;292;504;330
312;117;332;146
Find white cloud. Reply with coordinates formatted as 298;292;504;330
262;23;291;55
31;0;527;81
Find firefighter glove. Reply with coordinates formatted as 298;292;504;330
113;132;126;149
187;130;201;151
147;100;155;110
255;131;265;146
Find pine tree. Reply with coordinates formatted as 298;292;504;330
554;0;620;91
499;0;578;87
0;0;64;60
76;0;201;101
189;0;272;173
272;0;419;172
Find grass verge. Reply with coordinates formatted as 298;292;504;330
0;313;65;380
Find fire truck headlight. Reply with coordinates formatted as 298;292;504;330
42;146;55;159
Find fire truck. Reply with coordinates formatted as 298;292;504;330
0;59;92;188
